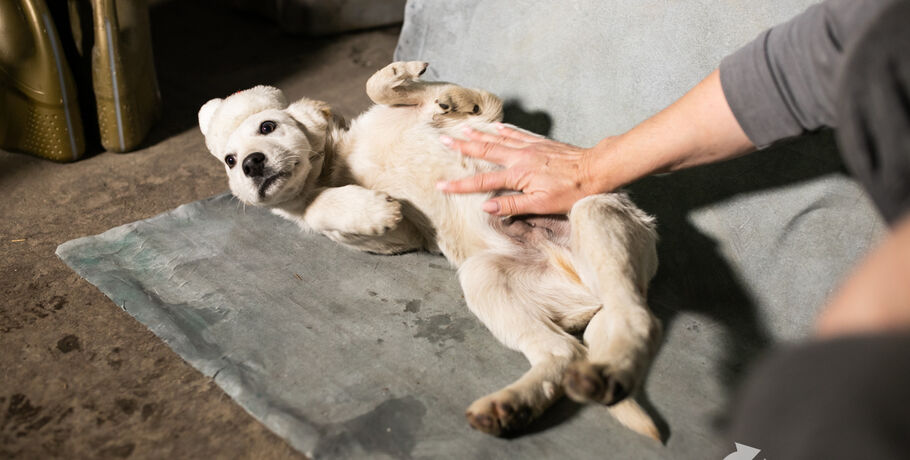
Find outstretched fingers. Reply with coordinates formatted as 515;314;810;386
440;134;518;166
484;193;541;216
436;123;577;215
462;126;533;148
437;170;511;194
493;123;546;143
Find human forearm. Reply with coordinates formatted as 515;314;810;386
584;69;755;193
439;69;755;216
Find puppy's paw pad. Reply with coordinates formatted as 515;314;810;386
465;390;534;437
433;88;484;118
564;361;630;406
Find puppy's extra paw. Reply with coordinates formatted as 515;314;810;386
465;389;535;437
563;361;631;406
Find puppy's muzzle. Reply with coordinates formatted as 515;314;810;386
242;152;267;177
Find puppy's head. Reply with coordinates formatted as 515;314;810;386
198;85;333;207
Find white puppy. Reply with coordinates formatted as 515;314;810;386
198;62;662;440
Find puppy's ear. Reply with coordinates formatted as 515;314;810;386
286;97;333;130
286;97;334;149
198;98;223;137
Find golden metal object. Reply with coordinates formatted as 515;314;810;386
0;0;86;161
90;0;160;152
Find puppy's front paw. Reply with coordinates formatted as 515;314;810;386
348;191;403;236
465;389;536;437
563;361;631;405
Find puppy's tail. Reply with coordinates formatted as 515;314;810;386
608;399;661;442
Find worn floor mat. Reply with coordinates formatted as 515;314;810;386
57;190;877;459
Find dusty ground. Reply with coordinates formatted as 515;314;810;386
0;1;400;457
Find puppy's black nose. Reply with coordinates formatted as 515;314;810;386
242;152;266;177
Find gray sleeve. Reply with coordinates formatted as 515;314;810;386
719;0;893;148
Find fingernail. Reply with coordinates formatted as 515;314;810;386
493;122;505;130
461;126;473;136
440;135;454;146
482;200;500;214
436;181;448;190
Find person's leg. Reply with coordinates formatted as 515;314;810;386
727;333;910;459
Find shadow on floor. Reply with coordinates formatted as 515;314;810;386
627;131;846;430
503;100;553;137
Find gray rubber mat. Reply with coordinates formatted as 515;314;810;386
56;186;882;458
56;193;671;458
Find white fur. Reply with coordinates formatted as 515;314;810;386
199;62;663;440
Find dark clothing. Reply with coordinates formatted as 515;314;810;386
835;0;910;224
722;0;910;458
729;333;910;460
719;0;889;148
719;0;910;223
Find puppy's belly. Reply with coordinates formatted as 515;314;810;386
491;214;571;247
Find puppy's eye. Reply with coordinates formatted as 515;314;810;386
259;120;277;135
224;154;237;168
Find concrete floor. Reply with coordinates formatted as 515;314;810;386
0;1;400;457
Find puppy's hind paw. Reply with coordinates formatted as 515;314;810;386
563;361;631;406
434;88;482;116
384;61;429;85
465;389;535;437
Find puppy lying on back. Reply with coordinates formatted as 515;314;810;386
198;62;662;440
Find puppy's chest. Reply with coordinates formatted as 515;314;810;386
345;131;470;196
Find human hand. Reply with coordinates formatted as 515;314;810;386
436;124;605;216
